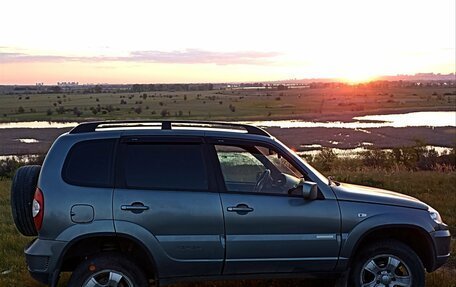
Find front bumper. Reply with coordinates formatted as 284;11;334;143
24;238;67;286
429;228;451;271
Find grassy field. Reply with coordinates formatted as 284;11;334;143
0;170;454;286
0;86;455;122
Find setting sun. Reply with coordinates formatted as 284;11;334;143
340;73;378;84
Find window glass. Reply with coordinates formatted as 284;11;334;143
215;144;303;195
63;139;115;187
216;145;265;183
257;146;302;178
124;144;208;190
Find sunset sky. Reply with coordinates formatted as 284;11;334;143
0;0;455;84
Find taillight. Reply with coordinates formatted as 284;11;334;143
32;188;44;231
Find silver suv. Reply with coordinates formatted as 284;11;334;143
11;121;450;287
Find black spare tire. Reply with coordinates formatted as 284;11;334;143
11;165;41;236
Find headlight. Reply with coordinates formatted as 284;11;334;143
428;206;442;224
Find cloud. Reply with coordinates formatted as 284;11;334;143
0;49;280;65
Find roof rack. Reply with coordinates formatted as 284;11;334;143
69;120;270;137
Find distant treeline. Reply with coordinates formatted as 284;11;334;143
130;83;214;92
2;79;455;95
307;143;456;173
0;155;45;178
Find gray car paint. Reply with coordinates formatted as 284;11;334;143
22;126;450;286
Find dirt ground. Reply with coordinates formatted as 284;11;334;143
0;125;454;156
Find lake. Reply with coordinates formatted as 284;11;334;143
0;111;454;130
244;111;456;129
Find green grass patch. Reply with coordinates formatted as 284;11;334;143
1;86;454;122
0;170;454;286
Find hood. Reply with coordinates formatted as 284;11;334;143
332;182;429;210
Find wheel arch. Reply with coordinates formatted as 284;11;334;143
347;224;436;272
56;232;159;284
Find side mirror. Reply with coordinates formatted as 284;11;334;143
301;181;318;200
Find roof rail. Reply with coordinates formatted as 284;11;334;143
69;120;270;137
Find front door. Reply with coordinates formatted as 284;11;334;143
211;141;341;274
113;137;225;277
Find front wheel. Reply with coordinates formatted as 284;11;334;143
349;240;425;287
67;253;149;287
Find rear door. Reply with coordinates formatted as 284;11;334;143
113;136;225;277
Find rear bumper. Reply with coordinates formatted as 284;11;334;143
24;238;67;286
429;229;451;271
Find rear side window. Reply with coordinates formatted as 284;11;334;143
123;143;208;191
63;139;115;187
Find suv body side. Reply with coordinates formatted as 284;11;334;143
23;128;451;286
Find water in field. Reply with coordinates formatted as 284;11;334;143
297;145;453;158
0;111;454;129
244;111;456;129
0;154;41;162
0;121;78;129
15;138;39;143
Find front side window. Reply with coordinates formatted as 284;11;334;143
123;143;208;191
215;144;303;195
63;139;115;187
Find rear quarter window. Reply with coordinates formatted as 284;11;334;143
62;139;116;187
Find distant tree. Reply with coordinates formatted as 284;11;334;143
73;107;82;117
56;106;65;114
17;106;25;113
105;105;114;112
160;109;169;117
51;86;62;93
94;85;103;93
46;109;53;116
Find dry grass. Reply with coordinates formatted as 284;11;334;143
0;170;454;286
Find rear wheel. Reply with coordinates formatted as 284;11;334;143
350;240;425;287
67;253;149;287
10;165;41;236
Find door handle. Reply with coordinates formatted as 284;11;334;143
121;202;149;213
227;204;254;213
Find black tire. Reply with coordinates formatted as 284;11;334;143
67;253;149;287
349;240;425;287
10;165;41;236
